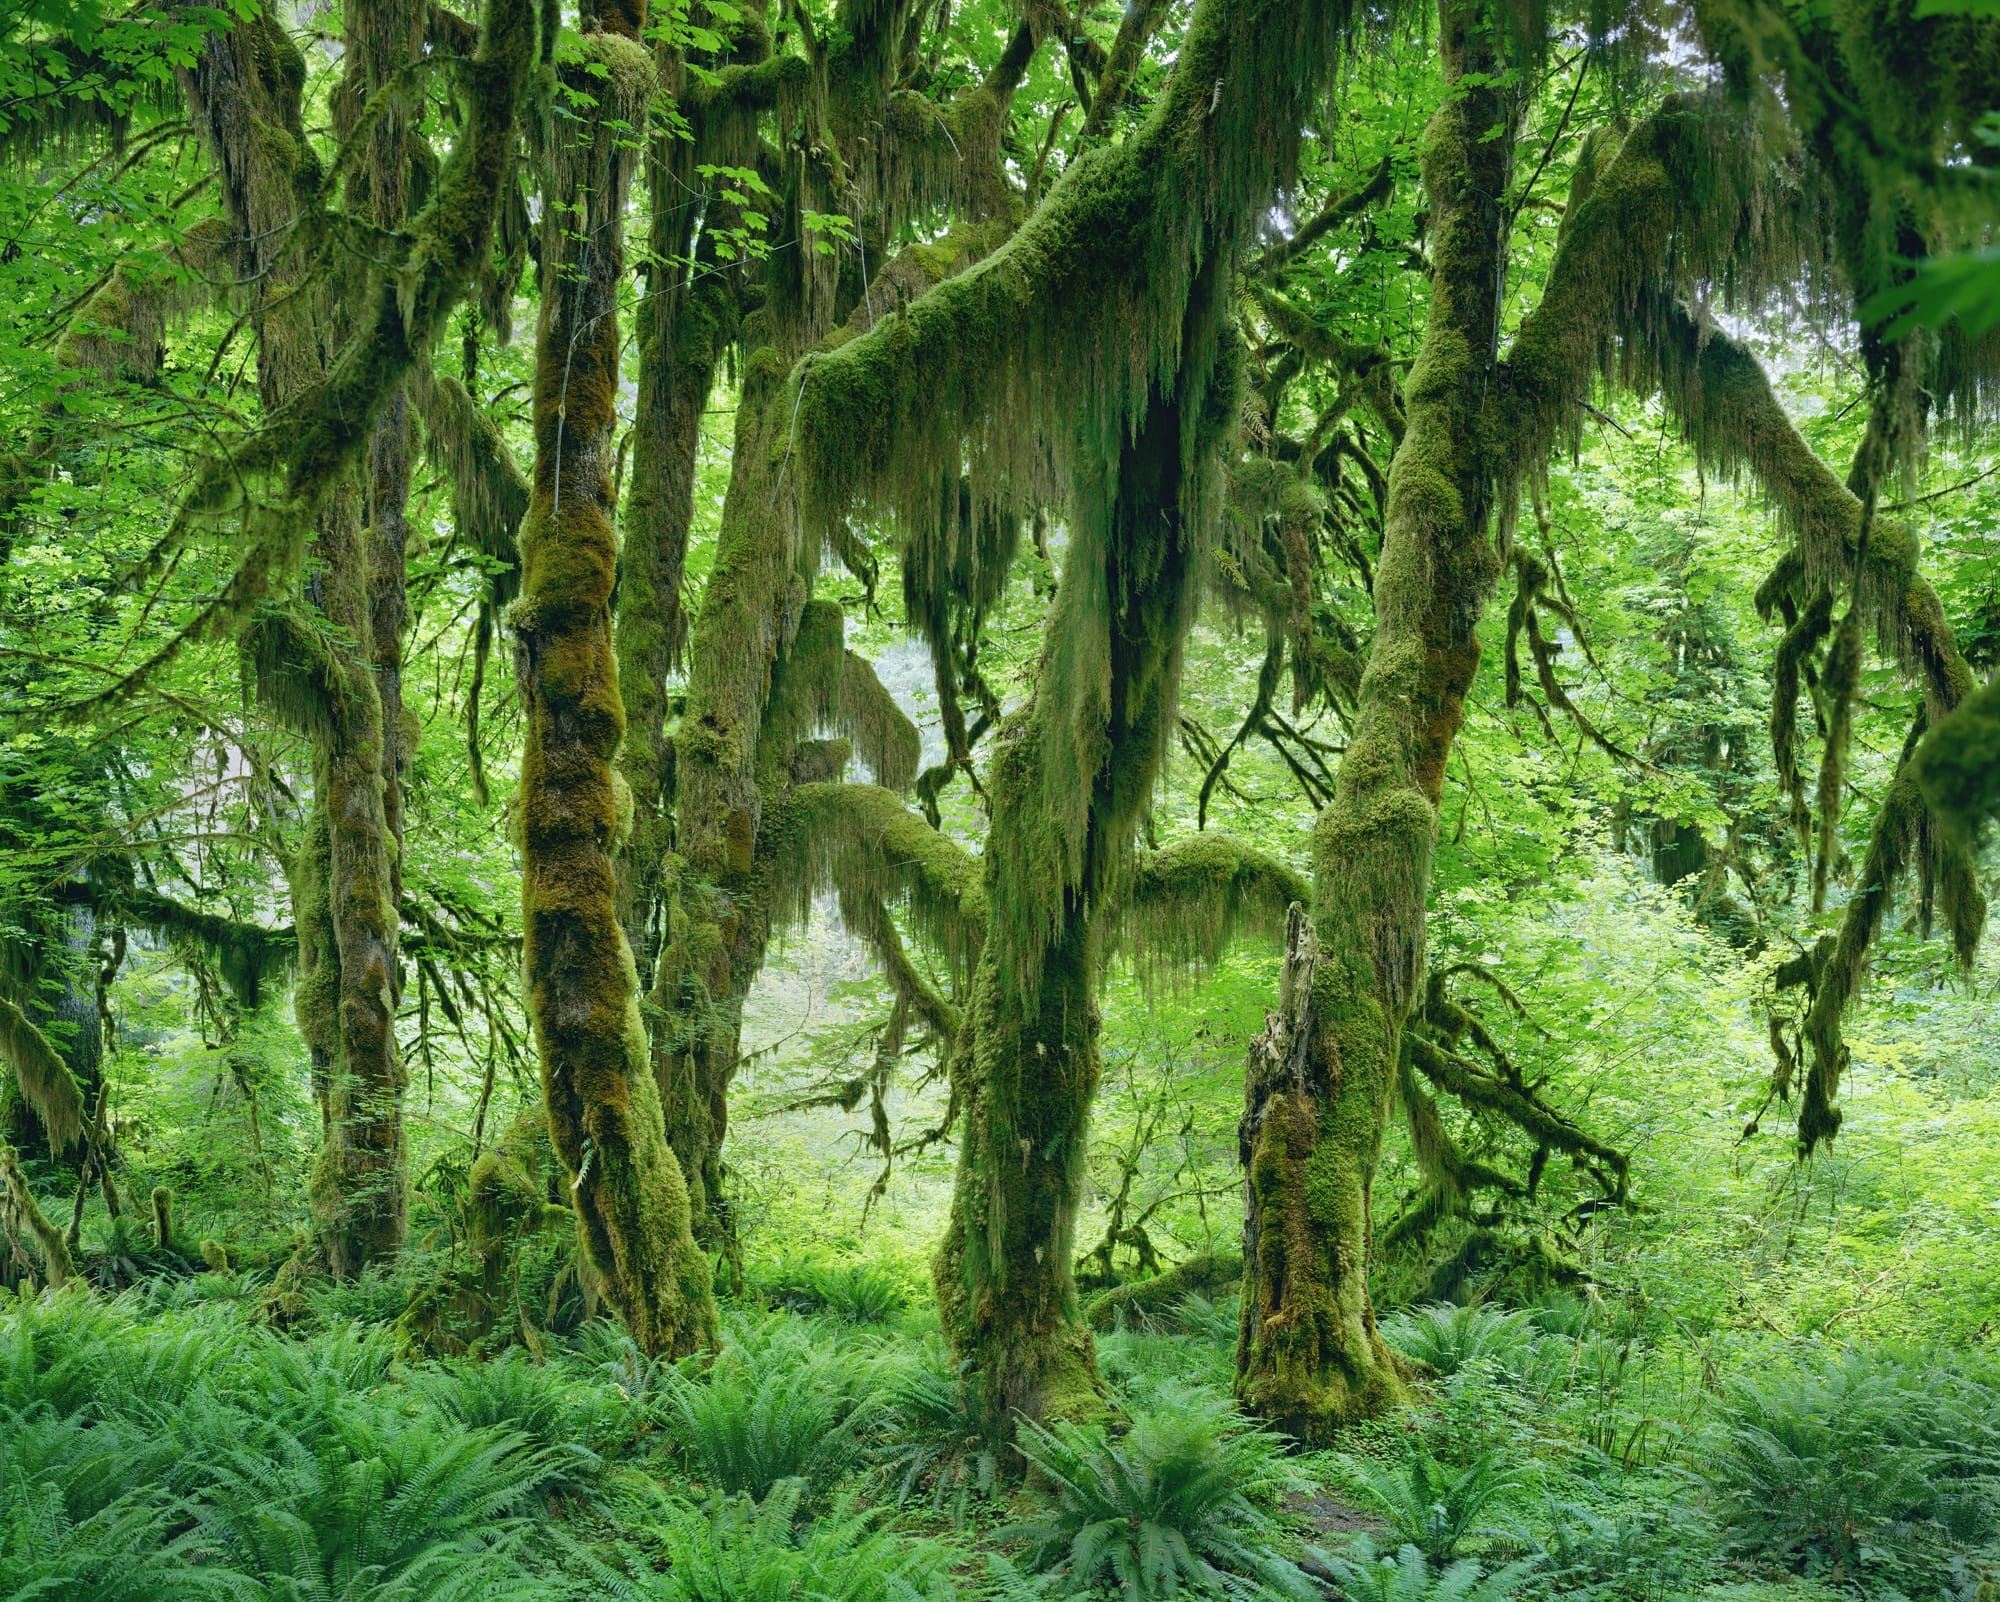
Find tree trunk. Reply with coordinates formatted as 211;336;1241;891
516;0;718;1359
935;915;1105;1434
614;63;750;967
181;10;410;1276
1235;0;1517;1441
936;370;1217;1434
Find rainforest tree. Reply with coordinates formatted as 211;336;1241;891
0;0;1995;1499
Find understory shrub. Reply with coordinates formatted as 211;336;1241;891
746;1258;909;1323
1006;1383;1318;1601
660;1314;874;1496
1381;1304;1540;1378
1341;1443;1524;1564
1319;1537;1540;1602
0;1288;565;1599
626;1478;953;1602
1701;1346;2000;1595
866;1332;999;1521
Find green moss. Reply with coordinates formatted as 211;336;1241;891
0;1137;75;1289
1237;4;1516;1440
1915;675;2000;842
772;782;985;981
0;994;86;1154
1082;1251;1243;1330
1114;833;1307;990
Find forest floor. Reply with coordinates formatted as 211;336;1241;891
4;1259;1994;1601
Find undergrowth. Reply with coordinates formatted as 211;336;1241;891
3;1268;1994;1601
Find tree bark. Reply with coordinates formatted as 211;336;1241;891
1235;0;1518;1441
180;10;410;1276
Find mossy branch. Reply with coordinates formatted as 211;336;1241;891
1404;1034;1628;1203
1112;834;1308;990
0;1138;76;1288
1081;1250;1242;1329
0;993;88;1154
119;889;296;1010
793;0;1367;556
771;781;986;986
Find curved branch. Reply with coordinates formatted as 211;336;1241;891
771;782;987;985
1111;833;1309;989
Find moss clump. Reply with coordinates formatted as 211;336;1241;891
1915;676;2000;843
0;1137;75;1289
1113;834;1308;991
0;993;87;1154
772;782;986;981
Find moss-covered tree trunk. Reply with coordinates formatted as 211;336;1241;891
302;547;409;1277
1235;0;1517;1440
614;50;771;967
181;9;409;1276
935;355;1237;1434
645;13;1025;1264
304;0;428;1277
515;0;718;1358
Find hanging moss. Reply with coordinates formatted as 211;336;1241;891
840;653;923;791
0;993;87;1154
415;370;528;806
118;891;296;1011
52;219;229;386
1505;89;1987;1158
0;1138;75;1289
770;0;1370;1443
770;782;986;979
1112;834;1308;990
100;0;536;710
1914;676;2000;842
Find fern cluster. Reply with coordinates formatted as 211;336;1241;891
1701;1346;2000;1592
0;1289;566;1599
1005;1383;1320;1601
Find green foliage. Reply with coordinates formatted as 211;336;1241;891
1379;1304;1539;1378
660;1314;874;1496
1528;1494;1712;1602
629;1478;954;1602
1317;1538;1540;1602
865;1332;1000;1521
750;1256;909;1323
404;1347;622;1488
1340;1444;1525;1564
188;1421;555;1602
1701;1347;2000;1593
0;1291;562;1599
1006;1384;1318;1600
